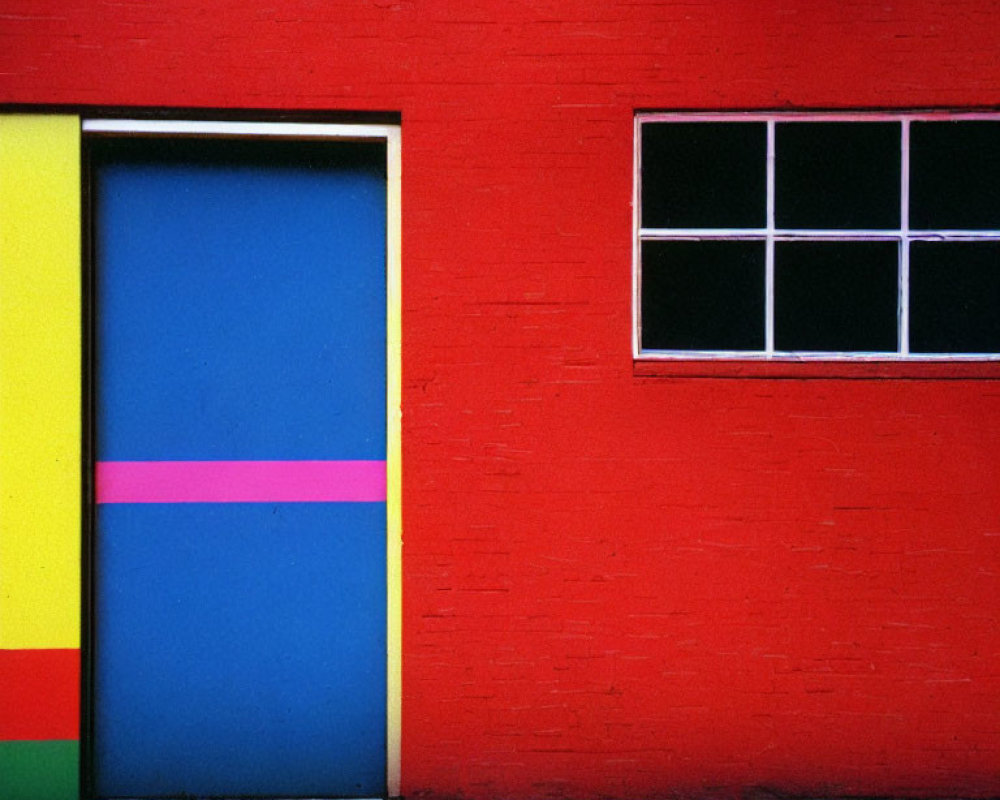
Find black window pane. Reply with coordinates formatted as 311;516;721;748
641;240;765;351
911;121;1000;230
910;242;1000;353
775;122;900;230
641;123;766;229
775;241;898;352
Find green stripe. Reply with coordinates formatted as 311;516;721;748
0;740;78;800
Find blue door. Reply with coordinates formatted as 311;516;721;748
92;135;387;798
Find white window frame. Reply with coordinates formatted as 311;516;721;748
633;111;1000;362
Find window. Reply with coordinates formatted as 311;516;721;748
634;113;1000;362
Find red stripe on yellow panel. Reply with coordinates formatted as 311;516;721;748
0;649;79;741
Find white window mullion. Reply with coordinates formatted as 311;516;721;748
900;119;911;356
765;120;776;356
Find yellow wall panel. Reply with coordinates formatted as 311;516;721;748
0;115;81;649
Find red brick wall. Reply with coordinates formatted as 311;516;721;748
3;2;999;797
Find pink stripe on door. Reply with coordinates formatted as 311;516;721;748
96;460;386;504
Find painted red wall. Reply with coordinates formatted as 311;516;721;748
3;2;999;797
